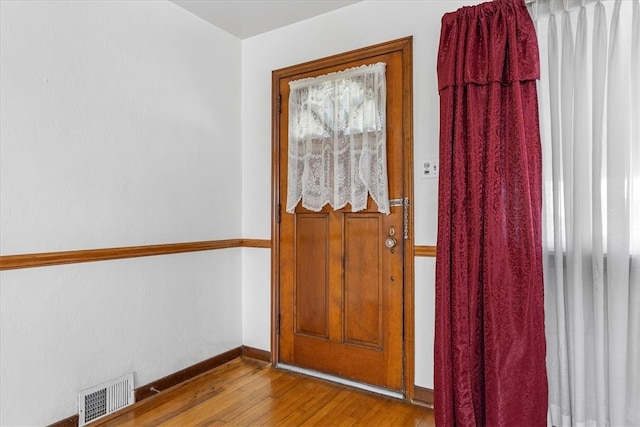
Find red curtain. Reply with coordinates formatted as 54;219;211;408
434;1;548;425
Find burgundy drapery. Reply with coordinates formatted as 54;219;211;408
434;1;548;426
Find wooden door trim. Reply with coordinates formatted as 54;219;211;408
270;37;415;399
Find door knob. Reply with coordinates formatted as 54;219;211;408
385;237;397;248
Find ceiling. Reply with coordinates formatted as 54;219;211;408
170;0;362;39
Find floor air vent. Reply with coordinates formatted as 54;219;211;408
78;373;134;426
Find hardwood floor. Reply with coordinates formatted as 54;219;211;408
94;358;434;426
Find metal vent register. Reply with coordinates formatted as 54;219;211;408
78;373;134;426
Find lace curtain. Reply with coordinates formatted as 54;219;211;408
286;62;390;214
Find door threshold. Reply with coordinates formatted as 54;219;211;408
276;363;404;400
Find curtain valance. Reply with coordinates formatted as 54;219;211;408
437;0;540;90
286;62;390;214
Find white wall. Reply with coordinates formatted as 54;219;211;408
0;1;481;423
240;0;475;389
0;1;243;425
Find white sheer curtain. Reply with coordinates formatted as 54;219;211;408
530;0;640;425
286;62;389;214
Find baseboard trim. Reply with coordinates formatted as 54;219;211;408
413;385;434;408
242;345;271;362
136;347;242;401
48;347;244;427
48;415;77;427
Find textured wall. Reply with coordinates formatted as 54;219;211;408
240;0;476;388
0;1;242;255
0;252;242;425
0;1;243;425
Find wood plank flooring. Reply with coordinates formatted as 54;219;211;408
94;358;434;426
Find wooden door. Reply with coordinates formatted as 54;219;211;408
272;38;413;392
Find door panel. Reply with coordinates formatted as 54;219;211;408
344;214;383;348
294;214;329;338
274;38;412;393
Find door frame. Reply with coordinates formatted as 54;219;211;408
270;36;415;400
